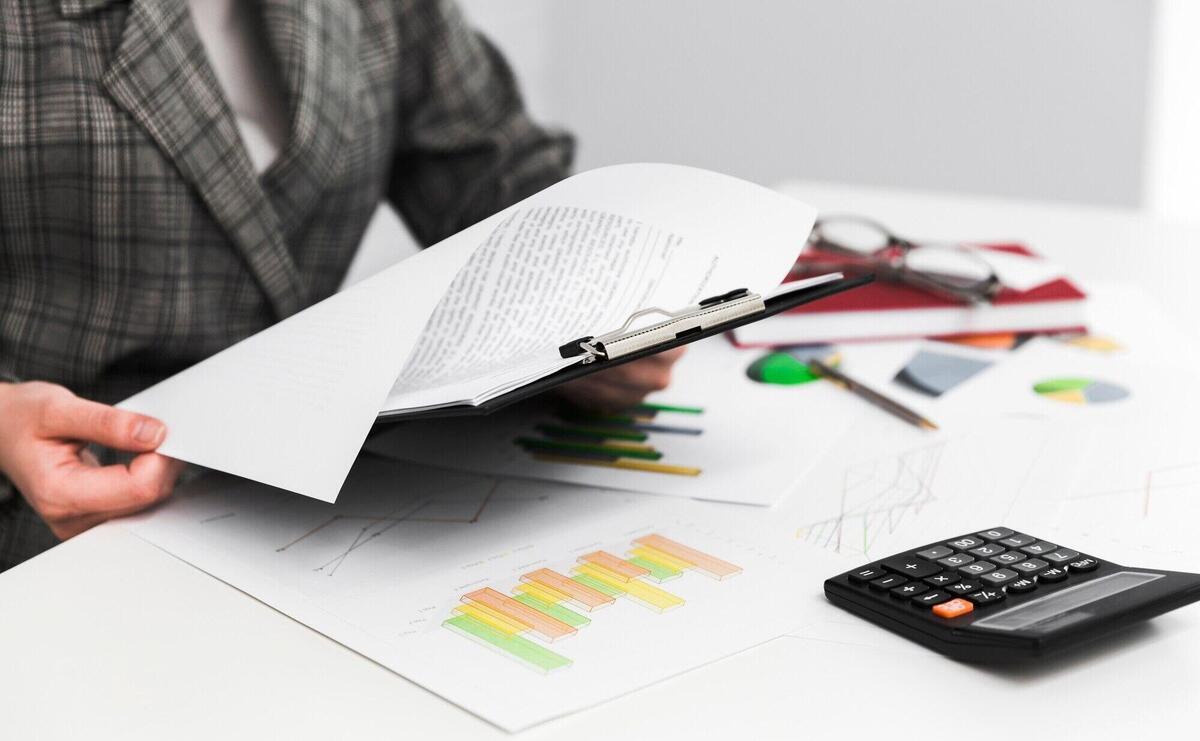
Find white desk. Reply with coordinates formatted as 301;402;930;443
3;183;1199;739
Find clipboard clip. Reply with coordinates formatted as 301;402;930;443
558;288;766;363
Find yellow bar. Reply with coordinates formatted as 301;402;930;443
514;581;570;604
573;564;685;612
453;601;528;636
600;441;656;453
629;545;694;572
531;454;701;477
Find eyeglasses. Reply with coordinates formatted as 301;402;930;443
798;215;1001;303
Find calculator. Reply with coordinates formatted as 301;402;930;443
824;527;1200;661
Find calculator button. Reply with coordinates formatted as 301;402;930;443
947;536;984;550
1011;559;1049;575
1020;541;1057;556
917;545;954;560
1042;549;1081;564
932;598;975;619
848;565;888;584
959;562;994;577
939;553;975;568
990;551;1024;565
870;574;909;590
913;590;953;607
967;588;1007;605
976;527;1015;541
979;568;1020;587
969;543;1005;558
925;573;956;587
881;557;941;578
998;533;1036;547
1038;566;1069;583
946;580;981;596
1068;557;1100;573
1007;577;1038;594
891;582;930;599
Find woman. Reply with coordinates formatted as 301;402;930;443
0;0;683;570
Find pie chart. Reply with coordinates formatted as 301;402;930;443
1033;377;1130;405
745;345;838;385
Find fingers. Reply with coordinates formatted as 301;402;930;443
556;349;688;413
558;379;645;413
54;452;180;519
38;390;167;452
613;359;674;393
646;347;687;366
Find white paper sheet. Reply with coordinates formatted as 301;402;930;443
946;336;1200;423
973;245;1066;291
127;455;814;732
118;244;472;502
119;164;818;502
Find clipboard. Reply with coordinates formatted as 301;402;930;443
373;272;873;426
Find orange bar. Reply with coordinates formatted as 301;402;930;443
578;551;649;582
464;587;577;642
521;568;615;611
633;534;742;580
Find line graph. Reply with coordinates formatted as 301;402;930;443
1061;460;1200;517
796;441;944;557
787;416;1064;560
275;479;503;574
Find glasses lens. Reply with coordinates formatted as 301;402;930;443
904;245;994;291
814;219;890;253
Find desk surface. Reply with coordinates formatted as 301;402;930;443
4;183;1199;739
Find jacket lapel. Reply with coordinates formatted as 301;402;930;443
258;0;359;242
100;0;308;319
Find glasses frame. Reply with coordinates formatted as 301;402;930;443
804;215;1002;304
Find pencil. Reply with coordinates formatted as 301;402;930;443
808;359;939;431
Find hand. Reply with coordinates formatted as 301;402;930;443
555;347;687;413
0;381;184;540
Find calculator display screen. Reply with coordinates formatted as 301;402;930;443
972;571;1163;633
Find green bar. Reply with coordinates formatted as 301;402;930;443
515;437;662;460
571;573;624;598
632;402;704;415
628;555;682;582
557;413;648;425
1033;378;1092;393
513;593;591;628
536;424;609;443
535;424;648;442
443;615;572;673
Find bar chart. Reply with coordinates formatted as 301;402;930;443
442;533;743;673
513;402;705;478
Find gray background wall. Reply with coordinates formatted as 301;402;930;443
460;1;1156;208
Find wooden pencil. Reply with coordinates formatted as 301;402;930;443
808;359;939;431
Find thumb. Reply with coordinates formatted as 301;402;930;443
40;394;168;452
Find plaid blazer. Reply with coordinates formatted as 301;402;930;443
0;0;573;569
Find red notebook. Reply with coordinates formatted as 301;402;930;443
732;243;1087;346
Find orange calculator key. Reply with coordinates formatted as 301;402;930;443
932;598;974;619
